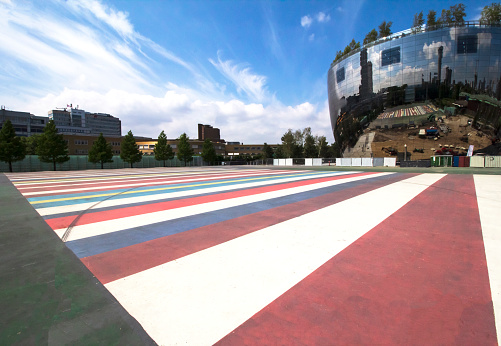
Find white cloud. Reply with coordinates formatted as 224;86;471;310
301;12;331;29
316;12;331;23
423;41;451;59
309;34;315;42
67;0;134;38
24;87;332;144
0;0;335;145
209;54;269;103
301;15;313;28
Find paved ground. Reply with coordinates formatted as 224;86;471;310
2;167;501;345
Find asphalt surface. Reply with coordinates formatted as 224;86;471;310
0;174;155;345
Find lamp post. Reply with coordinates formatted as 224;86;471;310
404;144;407;161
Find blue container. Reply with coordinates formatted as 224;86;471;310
453;156;459;167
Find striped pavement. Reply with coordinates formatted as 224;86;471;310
6;167;501;345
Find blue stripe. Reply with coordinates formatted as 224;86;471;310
30;171;352;209
67;173;404;258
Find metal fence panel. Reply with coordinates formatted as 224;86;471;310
361;158;373;167
383;157;396;167
469;156;485;168
351;158;362;167
485;156;501;168
0;155;201;172
373;157;384;167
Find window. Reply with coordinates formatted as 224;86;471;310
336;67;345;83
74;140;88;145
457;35;477;54
381;46;401;66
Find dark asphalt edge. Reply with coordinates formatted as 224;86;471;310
0;173;156;346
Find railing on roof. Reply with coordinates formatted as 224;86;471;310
331;20;495;67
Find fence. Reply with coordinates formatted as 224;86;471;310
0;155;204;172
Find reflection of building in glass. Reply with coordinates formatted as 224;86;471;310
328;23;501;149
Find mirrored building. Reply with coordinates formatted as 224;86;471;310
328;22;501;149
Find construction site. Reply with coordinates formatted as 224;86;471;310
343;104;498;162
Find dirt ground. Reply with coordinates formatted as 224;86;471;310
370;114;493;161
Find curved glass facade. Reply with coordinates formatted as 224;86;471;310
328;24;501;147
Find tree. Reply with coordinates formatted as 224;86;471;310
317;136;330;158
201;139;217;165
378;21;392;38
0;120;26;172
348;39;360;51
153;130;174;167
303;132;317;158
36;120;69;171
21;134;39;155
413;11;424;29
274;146;285;159
120;130;142;168
451;3;466;24
281;129;296;158
88;133;113;169
262;143;274;159
480;3;501;24
331;142;342;158
427;10;438;27
363;29;378;45
439;4;466;25
176;133;194;166
334;50;344;63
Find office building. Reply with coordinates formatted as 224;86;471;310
0;106;48;137
48;106;121;137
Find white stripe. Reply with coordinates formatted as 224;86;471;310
13;168;277;185
19;170;299;196
105;173;445;345
475;174;501;345
37;171;361;217
56;172;387;240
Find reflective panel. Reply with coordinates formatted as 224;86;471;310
328;24;501;147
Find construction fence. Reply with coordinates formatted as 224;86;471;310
0;155;204;173
271;156;501;168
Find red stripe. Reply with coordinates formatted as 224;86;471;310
19;171;286;196
82;173;414;284
46;172;377;230
216;175;497;345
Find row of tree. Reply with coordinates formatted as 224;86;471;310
276;127;341;159
0;119;219;172
333;3;501;65
0;120;69;172
412;3;501;30
2;119;341;172
334;20;393;63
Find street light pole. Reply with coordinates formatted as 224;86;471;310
404;144;407;161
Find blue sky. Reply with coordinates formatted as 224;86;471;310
0;0;490;143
